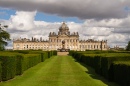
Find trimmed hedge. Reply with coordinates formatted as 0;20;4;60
16;55;23;75
0;62;2;82
70;51;130;85
0;50;56;82
94;56;102;75
52;50;57;56
22;54;41;71
113;61;130;86
41;52;49;62
0;55;17;81
100;56;130;81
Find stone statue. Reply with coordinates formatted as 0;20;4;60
62;40;65;49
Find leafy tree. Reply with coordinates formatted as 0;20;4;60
126;41;130;51
0;24;10;51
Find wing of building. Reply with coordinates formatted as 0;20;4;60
13;22;108;51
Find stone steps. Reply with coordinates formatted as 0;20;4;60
57;52;69;56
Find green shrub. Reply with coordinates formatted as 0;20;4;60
81;54;95;67
22;54;41;71
101;56;130;80
0;62;2;82
16;55;24;75
94;56;102;74
13;50;30;54
70;51;130;84
113;61;130;86
52;50;57;55
0;55;17;81
0;51;53;82
41;52;49;62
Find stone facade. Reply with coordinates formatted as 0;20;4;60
13;22;108;51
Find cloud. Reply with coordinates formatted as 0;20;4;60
1;11;129;49
84;16;130;28
0;0;130;19
80;27;114;36
9;11;36;31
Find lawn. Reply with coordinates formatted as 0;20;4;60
0;56;118;86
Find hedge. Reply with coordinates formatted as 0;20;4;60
16;55;23;75
100;56;130;81
0;62;2;82
0;55;17;81
41;52;49;62
70;51;130;85
113;61;130;86
22;54;41;71
0;50;55;82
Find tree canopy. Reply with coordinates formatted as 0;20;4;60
0;24;10;50
126;41;130;51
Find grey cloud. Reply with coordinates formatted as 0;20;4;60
0;0;130;19
113;28;130;33
7;28;27;33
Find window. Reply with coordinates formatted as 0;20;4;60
16;44;19;48
88;45;90;49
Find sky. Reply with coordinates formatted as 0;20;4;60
0;0;130;49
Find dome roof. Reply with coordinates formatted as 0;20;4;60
59;22;69;30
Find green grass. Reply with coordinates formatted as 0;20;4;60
0;56;118;86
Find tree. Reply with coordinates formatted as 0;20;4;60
0;24;10;51
126;41;130;51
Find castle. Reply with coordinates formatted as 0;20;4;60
13;22;108;51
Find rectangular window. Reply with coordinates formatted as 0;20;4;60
88;45;90;48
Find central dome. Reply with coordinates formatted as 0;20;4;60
59;22;69;30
